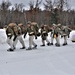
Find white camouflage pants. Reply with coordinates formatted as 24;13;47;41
51;34;54;43
7;37;14;49
63;36;67;44
29;35;36;48
56;36;60;45
13;35;25;48
42;36;50;45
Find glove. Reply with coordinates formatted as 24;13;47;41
61;36;63;38
9;36;12;39
68;35;69;38
24;35;26;38
13;36;17;41
35;36;37;39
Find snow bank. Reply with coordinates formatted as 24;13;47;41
0;29;7;44
70;30;75;41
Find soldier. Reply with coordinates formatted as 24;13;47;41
31;22;40;39
18;23;26;34
53;24;61;47
13;23;25;49
24;21;37;50
6;23;15;51
61;25;71;46
40;25;51;46
50;24;56;45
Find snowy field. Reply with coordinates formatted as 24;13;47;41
0;29;75;75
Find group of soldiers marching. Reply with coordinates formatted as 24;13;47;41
4;21;72;51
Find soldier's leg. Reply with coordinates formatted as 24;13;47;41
13;37;18;49
7;37;14;51
7;37;11;46
41;39;45;46
32;36;37;48
26;36;33;50
18;35;25;49
55;36;60;46
51;35;54;45
45;37;51;46
63;36;67;45
64;36;67;43
29;36;32;48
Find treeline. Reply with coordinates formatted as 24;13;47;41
0;0;75;29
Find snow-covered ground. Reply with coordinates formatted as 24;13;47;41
0;29;75;75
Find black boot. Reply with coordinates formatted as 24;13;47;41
55;43;60;47
13;47;16;50
63;43;67;46
34;45;37;48
7;48;14;51
20;47;25;49
26;47;32;50
50;43;53;45
13;45;16;49
47;42;51;46
40;44;45;46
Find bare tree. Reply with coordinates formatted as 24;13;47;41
44;0;60;25
44;0;53;11
28;0;42;22
35;0;42;9
0;0;11;26
29;0;42;10
18;3;24;12
54;0;70;12
29;1;34;10
0;0;11;11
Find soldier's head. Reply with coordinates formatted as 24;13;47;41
57;23;61;27
8;23;16;27
52;23;57;29
43;25;47;29
31;22;37;25
41;24;44;29
27;21;31;27
53;23;56;26
44;25;47;27
18;23;23;27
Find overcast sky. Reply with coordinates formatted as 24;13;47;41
0;0;75;10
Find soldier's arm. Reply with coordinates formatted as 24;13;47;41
13;35;17;41
68;27;72;32
33;27;37;39
58;28;62;35
24;29;27;38
6;28;13;39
